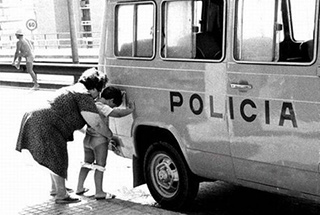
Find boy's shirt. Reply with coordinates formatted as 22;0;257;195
86;101;113;137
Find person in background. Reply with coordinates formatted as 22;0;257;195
16;68;111;204
76;86;135;200
12;29;39;89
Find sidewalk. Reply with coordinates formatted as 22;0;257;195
0;86;182;215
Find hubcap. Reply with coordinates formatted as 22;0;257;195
151;153;179;198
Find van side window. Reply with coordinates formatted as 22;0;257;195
161;0;224;60
234;0;316;63
115;3;155;58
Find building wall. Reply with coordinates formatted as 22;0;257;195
34;0;57;35
90;0;104;33
0;0;36;35
0;0;105;38
53;0;70;33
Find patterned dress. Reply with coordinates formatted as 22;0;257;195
16;83;99;178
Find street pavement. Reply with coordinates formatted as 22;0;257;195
2;86;320;215
0;86;181;215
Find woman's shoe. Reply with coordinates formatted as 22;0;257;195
55;196;80;204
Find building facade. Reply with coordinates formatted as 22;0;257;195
0;0;104;39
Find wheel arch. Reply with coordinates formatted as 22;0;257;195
132;122;191;187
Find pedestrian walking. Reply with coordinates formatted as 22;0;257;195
16;68;111;204
12;29;39;89
76;86;135;199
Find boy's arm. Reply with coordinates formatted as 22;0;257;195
109;101;135;118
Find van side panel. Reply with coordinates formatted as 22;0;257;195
227;64;320;196
105;59;235;181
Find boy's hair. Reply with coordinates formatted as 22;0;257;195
101;86;123;107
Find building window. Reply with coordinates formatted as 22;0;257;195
115;2;155;58
161;0;224;60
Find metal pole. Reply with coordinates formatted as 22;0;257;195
98;0;108;72
67;0;79;63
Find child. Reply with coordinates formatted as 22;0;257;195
76;86;135;199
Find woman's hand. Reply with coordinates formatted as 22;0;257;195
81;111;113;138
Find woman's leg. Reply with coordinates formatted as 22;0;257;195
76;147;94;194
50;173;68;199
50;174;73;196
50;174;57;196
51;173;80;204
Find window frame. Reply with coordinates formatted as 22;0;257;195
232;0;319;65
160;0;226;62
114;1;156;60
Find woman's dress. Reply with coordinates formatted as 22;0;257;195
16;83;99;178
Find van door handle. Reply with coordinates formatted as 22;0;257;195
230;83;253;90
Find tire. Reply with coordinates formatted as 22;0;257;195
143;141;199;210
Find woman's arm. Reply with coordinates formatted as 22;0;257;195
81;111;113;138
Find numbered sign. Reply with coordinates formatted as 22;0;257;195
26;19;37;31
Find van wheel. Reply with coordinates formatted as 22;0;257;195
144;141;199;210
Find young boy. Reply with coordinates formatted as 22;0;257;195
76;86;135;199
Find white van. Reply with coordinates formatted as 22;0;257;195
99;0;320;210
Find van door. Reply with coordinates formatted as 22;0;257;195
109;2;156;158
228;0;320;196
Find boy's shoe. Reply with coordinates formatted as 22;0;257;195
76;188;89;195
95;192;116;200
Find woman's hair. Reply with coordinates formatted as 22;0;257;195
78;68;108;92
101;86;123;107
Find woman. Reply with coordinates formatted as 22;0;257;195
16;68;112;204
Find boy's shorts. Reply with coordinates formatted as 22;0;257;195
83;133;109;150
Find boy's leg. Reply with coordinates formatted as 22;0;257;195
76;147;94;194
93;142;108;196
26;57;39;88
17;56;21;68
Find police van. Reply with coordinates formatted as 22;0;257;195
99;0;320;210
